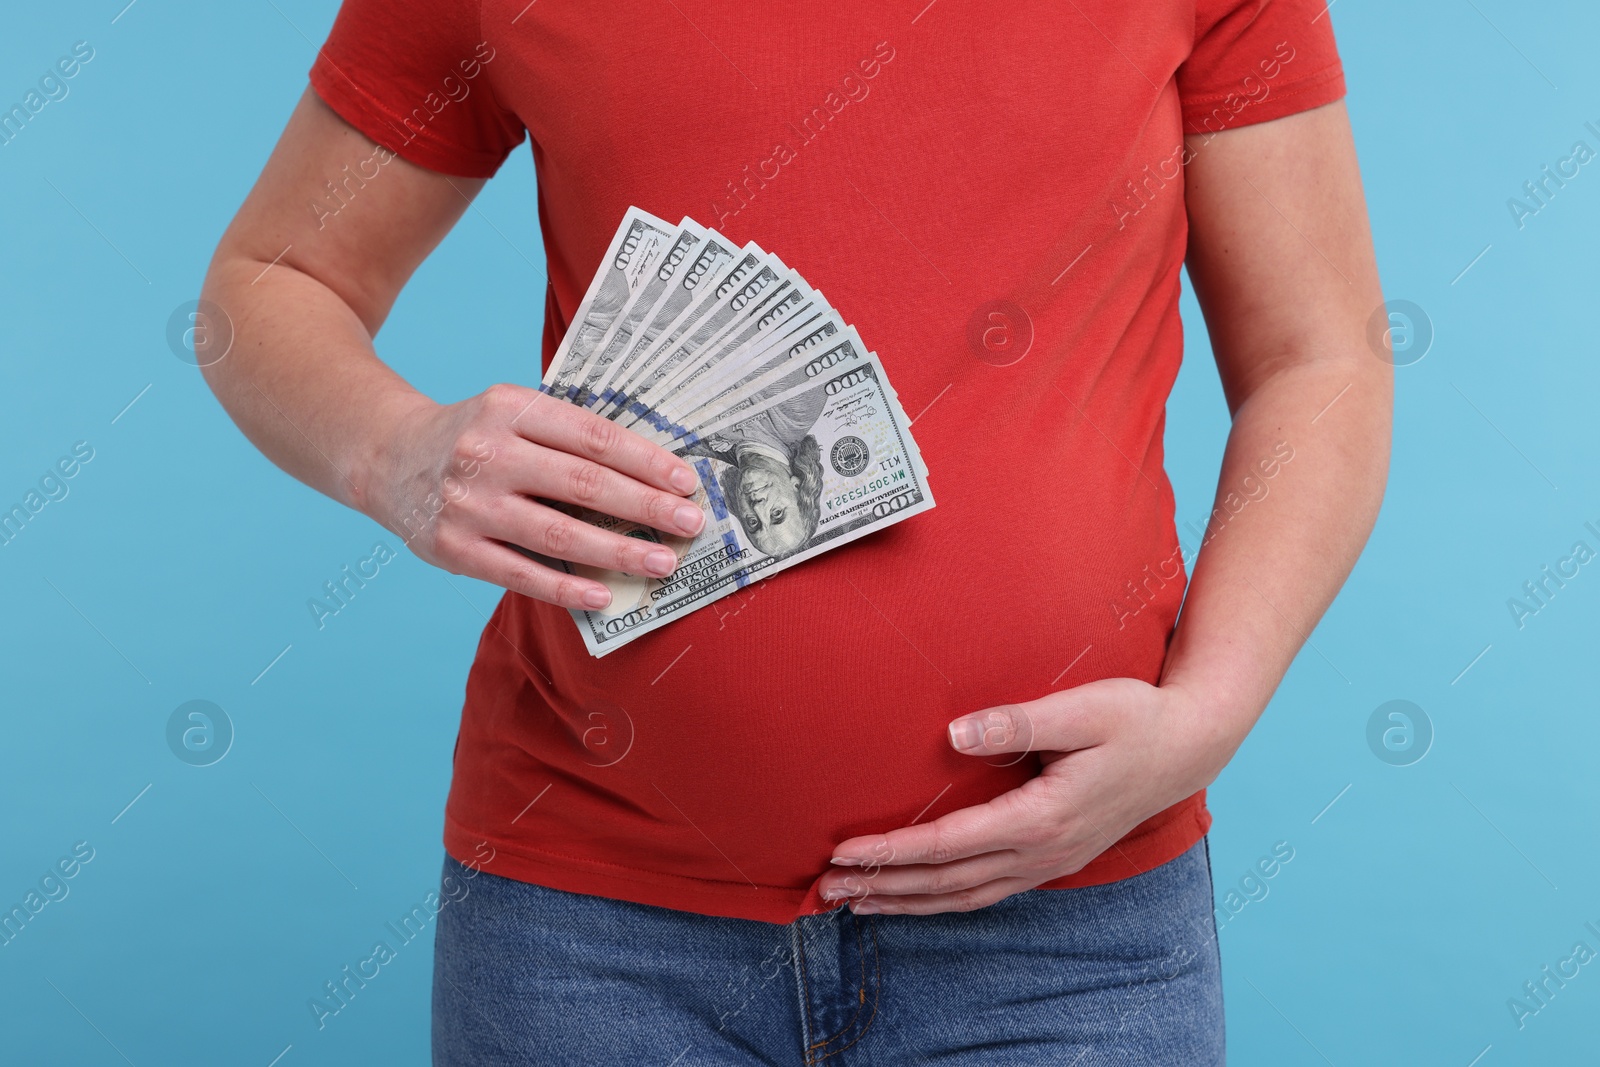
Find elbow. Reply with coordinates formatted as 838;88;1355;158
191;253;243;391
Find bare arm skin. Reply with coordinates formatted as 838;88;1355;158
823;100;1393;913
200;91;705;613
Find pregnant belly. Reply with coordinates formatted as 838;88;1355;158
453;666;1042;896
446;548;1177;902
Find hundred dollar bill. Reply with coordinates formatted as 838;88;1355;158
584;231;740;411
675;282;825;393
625;311;842;442
542;207;675;398
638;320;860;445
610;264;790;424
591;244;763;417
563;349;934;656
669;313;844;428
566;220;705;405
594;248;772;419
619;282;823;428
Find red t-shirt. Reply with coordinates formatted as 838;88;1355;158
311;0;1344;923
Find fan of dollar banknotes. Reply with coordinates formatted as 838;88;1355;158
538;207;935;656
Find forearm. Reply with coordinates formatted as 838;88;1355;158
829;104;1393;912
198;253;432;518
197;91;486;522
1160;355;1390;776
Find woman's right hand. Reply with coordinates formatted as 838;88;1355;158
363;382;706;611
198;93;703;613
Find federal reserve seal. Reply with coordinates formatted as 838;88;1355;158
829;435;871;477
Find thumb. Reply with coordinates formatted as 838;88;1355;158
947;703;1049;756
947;682;1122;756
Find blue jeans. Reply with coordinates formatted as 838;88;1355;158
433;839;1223;1065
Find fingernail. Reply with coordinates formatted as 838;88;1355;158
645;549;677;576
670;465;698;493
850;902;879;915
821;887;848;901
830;856;861;867
948;718;985;752
675;504;705;535
582;587;611;609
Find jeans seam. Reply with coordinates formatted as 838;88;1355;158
793;922;820;1066
1202;834;1226;1061
807;914;870;1052
1201;835;1223;958
814;917;881;1061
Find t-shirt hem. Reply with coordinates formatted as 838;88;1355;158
444;792;1212;925
1181;62;1346;135
1037;790;1212;889
444;815;810;925
308;56;509;179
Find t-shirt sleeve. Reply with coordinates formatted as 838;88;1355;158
1177;0;1346;136
308;0;526;178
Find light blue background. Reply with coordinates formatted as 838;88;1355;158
1;1;1595;1064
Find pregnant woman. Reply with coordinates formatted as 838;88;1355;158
198;1;1390;1062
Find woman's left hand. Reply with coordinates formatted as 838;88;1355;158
819;677;1242;915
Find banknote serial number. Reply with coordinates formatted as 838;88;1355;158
826;467;909;510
